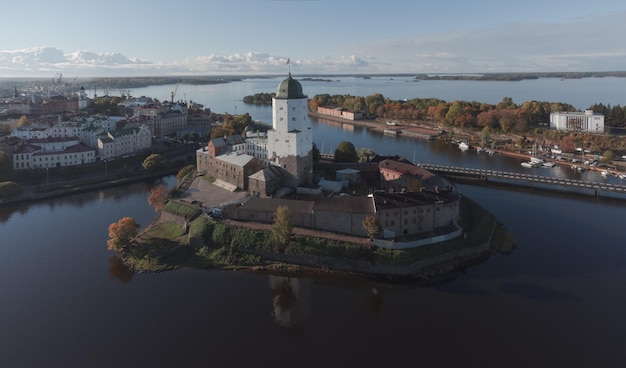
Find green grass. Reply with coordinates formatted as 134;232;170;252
162;201;202;220
120;195;505;274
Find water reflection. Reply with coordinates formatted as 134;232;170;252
108;255;135;283
269;275;311;329
365;288;384;315
0;178;168;224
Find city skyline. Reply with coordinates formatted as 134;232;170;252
1;0;625;77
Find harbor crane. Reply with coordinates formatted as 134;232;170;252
171;81;179;103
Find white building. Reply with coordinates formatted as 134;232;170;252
550;110;605;134
97;125;152;160
12;137;96;170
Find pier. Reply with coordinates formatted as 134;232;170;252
420;164;626;198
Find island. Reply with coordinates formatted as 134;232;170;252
110;74;515;283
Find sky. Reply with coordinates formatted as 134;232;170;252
1;0;625;77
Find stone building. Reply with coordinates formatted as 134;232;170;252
196;74;313;194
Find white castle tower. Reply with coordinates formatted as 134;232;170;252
266;73;313;186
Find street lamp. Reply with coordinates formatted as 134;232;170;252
104;159;108;179
46;167;49;185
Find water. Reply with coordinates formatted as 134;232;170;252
2;78;626;367
130;75;626;124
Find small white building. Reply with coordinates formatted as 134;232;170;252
550;110;604;134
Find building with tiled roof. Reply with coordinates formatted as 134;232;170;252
197;73;313;193
12;139;96;170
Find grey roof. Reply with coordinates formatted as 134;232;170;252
240;197;315;214
216;152;255;166
313;196;375;214
248;166;283;182
275;74;307;99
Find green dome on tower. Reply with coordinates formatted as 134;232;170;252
275;73;307;99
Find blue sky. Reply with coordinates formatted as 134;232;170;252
1;0;625;77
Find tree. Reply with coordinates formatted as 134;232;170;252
311;143;321;162
362;215;382;240
148;184;168;212
0;150;10;175
107;217;140;251
271;206;293;248
407;178;423;192
0;181;23;198
16;115;31;128
334;141;358;163
356;148;376;163
176;165;196;184
142;153;165;171
602;150;615;163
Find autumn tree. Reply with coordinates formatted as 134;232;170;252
362;215;382;240
16;115;31;128
148;183;168;212
407;178;423;192
334;141;358;163
602;150;615;163
176;164;196;184
271;206;293;248
107;217;140;251
142;153;165;171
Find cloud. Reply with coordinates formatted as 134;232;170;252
2;12;626;77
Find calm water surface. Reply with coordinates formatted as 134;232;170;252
1;78;626;367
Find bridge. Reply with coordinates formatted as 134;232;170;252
420;163;626;197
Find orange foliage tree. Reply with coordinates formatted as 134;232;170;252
148;184;168;212
107;217;140;251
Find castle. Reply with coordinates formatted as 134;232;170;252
195;74;462;247
196;73;313;196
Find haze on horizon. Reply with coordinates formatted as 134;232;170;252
1;0;625;78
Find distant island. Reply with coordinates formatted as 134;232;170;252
414;71;626;81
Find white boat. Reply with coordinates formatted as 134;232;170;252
542;161;556;168
530;157;544;165
601;170;609;177
458;141;469;151
521;161;539;168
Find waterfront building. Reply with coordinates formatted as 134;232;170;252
316;106;363;120
550;110;605;133
12;137;96;170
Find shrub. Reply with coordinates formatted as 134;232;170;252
0;181;23;198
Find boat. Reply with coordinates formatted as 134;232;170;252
458;141;469;151
542;161;556;168
476;147;485;154
601;170;609;177
521;161;539;168
530;157;545;165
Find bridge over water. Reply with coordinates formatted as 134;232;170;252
420;164;626;198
